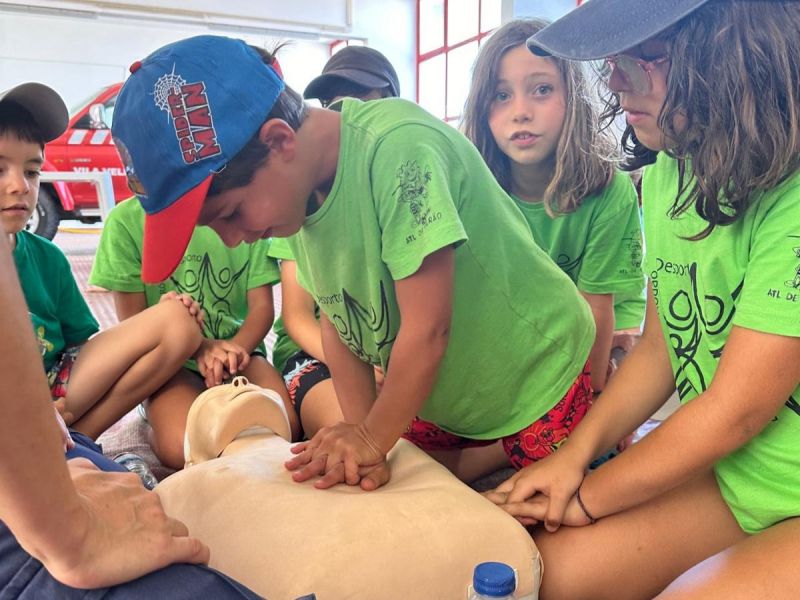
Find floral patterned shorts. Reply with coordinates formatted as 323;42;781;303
47;346;81;399
402;363;593;470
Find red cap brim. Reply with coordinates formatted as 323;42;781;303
141;175;212;284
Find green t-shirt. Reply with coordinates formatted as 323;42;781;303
267;236;305;372
14;230;99;371
642;153;800;534
512;171;645;330
89;198;280;367
289;98;595;439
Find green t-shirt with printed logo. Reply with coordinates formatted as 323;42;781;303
14;230;99;371
289;98;595;439
512;171;645;330
89;198;279;370
267;235;306;373
642;153;800;534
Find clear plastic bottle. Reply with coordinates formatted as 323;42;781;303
114;452;159;490
468;561;516;599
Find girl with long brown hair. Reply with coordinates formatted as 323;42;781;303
487;1;800;598
463;19;645;395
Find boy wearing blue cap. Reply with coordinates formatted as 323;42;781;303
112;36;597;490
0;82;263;598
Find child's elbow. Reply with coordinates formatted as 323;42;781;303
422;322;451;361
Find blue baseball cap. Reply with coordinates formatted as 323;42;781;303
112;35;284;283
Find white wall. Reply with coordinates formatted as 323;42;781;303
348;0;417;100
0;0;417;110
512;0;577;21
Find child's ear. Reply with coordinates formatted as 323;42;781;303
257;119;296;160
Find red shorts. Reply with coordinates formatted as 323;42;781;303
47;346;81;400
402;364;593;470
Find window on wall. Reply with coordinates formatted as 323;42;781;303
417;0;502;124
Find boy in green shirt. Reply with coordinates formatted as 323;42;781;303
111;35;595;490
0;82;203;442
90;197;298;468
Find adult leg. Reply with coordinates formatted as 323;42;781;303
68;301;203;439
535;471;747;600
241;356;300;441
145;368;206;470
656;516;800;600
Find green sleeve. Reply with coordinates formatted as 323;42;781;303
577;172;645;296
245;238;280;289
371;124;467;280
267;236;295;261
733;184;800;337
57;250;99;344
89;201;146;293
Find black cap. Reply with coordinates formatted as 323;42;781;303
527;0;713;60
304;46;400;100
0;82;69;142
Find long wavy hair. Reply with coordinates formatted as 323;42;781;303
462;18;616;215
602;0;800;238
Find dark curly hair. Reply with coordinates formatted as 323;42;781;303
601;0;800;239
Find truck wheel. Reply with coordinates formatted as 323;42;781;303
26;187;61;240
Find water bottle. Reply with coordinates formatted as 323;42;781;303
114;452;159;490
468;561;516;599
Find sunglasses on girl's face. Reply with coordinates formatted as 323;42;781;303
604;54;670;95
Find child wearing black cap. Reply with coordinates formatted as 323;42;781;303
485;1;800;598
112;35;598;491
303;45;400;107
0;82;206;444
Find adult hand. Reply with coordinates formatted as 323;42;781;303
52;400;75;450
194;339;250;387
284;422;389;490
483;451;586;532
32;459;209;589
159;291;205;329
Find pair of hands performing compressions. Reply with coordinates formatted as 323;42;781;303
284;421;390;491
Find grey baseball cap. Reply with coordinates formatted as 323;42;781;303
0;82;69;142
527;0;713;59
304;46;400;100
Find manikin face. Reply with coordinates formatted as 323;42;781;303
606;38;671;151
488;45;567;172
0;133;42;240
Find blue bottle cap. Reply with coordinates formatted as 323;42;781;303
473;562;516;596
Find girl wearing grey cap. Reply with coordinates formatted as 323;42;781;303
486;1;800;598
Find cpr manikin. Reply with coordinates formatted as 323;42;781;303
157;377;541;599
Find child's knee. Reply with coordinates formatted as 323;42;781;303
152;300;203;351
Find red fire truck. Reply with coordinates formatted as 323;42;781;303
31;82;130;239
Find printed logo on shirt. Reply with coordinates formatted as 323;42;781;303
394;161;442;243
765;235;800;302
160;252;248;340
556;251;582;281
785;236;800;290
322;281;396;365
623;231;644;270
153;68;222;165
650;258;742;400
